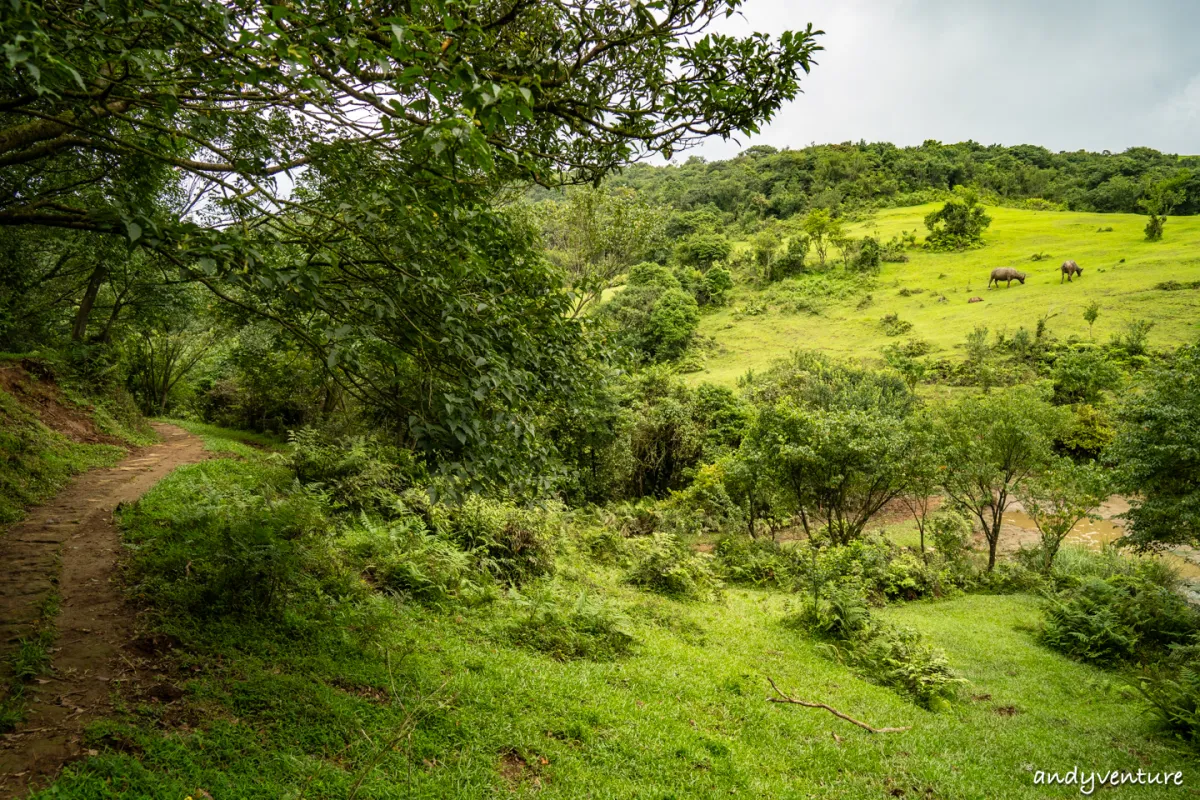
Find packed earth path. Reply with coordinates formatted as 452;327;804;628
0;424;209;798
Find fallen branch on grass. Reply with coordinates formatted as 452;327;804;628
765;677;911;734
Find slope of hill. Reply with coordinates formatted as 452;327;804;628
694;205;1200;385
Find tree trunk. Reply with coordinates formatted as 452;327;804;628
71;265;106;341
96;297;123;343
985;517;1003;571
321;383;339;416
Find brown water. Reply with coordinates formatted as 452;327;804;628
1002;506;1200;579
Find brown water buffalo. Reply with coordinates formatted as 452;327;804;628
1061;260;1083;282
988;267;1026;288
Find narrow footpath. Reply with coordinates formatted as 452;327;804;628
0;423;208;797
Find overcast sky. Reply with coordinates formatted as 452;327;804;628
689;0;1200;160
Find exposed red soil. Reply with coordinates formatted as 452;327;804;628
0;363;122;446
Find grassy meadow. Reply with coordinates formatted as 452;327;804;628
696;205;1200;385
16;209;1200;799
13;427;1188;799
11;3;1200;795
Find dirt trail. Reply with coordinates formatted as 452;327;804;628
0;423;208;797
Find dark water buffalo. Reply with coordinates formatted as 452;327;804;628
1061;260;1083;282
988;267;1026;288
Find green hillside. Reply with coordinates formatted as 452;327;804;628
695;205;1200;385
9;1;1200;794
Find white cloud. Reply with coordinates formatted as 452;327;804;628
687;0;1200;159
1157;73;1200;126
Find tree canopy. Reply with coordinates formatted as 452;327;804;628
1;0;822;485
1108;344;1200;549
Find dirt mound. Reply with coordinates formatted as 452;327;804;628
0;361;122;446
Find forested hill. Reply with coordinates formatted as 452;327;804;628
600;142;1200;221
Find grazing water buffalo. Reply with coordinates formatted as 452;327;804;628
1061;260;1083;282
988;267;1026;288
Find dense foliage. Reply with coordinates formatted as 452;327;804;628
0;0;821;488
1108;345;1200;549
605;141;1200;223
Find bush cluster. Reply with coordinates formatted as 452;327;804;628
715;530;975;601
288;427;426;513
433;495;558;587
787;587;963;709
625;533;722;600
506;587;635;661
1040;569;1199;666
1138;641;1200;744
341;514;482;604
120;462;333;619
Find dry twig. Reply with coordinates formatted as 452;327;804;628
766;677;911;734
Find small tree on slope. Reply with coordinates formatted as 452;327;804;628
931;386;1069;571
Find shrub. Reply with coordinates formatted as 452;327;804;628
1111;318;1155;356
802;537;894;600
1137;642;1200;743
1050;349;1122;404
701;266;734;306
880;234;911;262
1040;572;1200;666
626;533;721;600
714;535;803;587
564;510;634;565
880;313;913;336
788;586;871;640
790;591;964;709
882;551;936;600
884;338;931;358
674;232;732;270
772;235;809;280
838;623;964;708
789;297;822;315
973;560;1044;594
929;511;972;563
606;499;664;537
436;496;558;587
341;514;480;604
1050;544;1178;589
1145;214;1165;241
506;588;635;661
1156;280;1200;292
599;264;702;362
853;236;882;272
665;464;744;535
646;290;703;358
1056;403;1115;460
288;428;425;513
190;323;327;433
923;192;991;251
